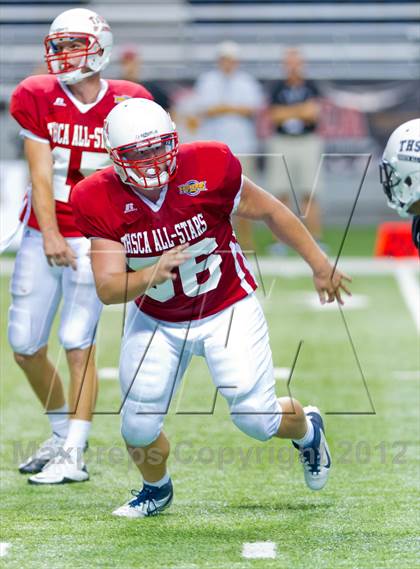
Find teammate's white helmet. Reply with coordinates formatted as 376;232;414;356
104;98;179;190
44;8;113;85
380;118;420;217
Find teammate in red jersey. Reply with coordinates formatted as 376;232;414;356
72;98;352;517
8;8;152;485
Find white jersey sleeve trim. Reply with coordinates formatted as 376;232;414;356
231;175;244;215
19;128;49;144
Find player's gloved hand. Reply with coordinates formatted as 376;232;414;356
42;228;77;270
146;244;191;287
312;259;352;305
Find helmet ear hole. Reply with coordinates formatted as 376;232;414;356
405;176;412;187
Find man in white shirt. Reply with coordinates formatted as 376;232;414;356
194;41;265;251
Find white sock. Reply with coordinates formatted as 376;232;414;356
64;419;91;450
292;416;314;448
47;403;69;438
144;472;170;488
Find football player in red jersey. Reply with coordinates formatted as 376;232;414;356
71;98;352;517
8;8;152;484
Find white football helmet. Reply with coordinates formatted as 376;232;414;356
104;98;179;190
380;118;420;217
44;8;113;85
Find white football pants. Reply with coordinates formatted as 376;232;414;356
8;228;102;355
120;293;281;446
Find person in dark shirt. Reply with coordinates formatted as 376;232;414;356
380;118;420;251
119;46;171;111
266;48;324;248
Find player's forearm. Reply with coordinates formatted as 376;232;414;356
24;138;60;235
31;181;60;234
265;204;328;273
94;267;155;305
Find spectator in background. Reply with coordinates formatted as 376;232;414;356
193;41;265;252
119;46;171;111
267;48;324;251
170;86;201;143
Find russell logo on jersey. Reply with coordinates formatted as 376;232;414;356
178;180;207;196
53;97;66;107
124;202;138;214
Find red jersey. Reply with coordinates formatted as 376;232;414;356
71;141;257;322
10;75;152;237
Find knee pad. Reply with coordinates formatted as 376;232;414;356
60;266;102;350
9;233;61;354
230;395;281;442
8;305;38;355
58;300;100;350
121;399;163;448
59;319;97;351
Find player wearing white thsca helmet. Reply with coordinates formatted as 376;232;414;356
104;98;178;190
380;118;420;250
380;118;420;217
44;8;113;85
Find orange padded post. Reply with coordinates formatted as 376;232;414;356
374;221;418;257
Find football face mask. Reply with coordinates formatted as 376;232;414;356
109;133;179;190
44;34;98;76
380;158;420;217
379;159;400;203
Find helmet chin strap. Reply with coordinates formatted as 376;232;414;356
128;167;169;190
146;168;169;185
59;67;96;85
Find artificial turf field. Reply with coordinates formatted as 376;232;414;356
0;257;419;568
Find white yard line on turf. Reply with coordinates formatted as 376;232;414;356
1;257;419;277
0;255;419;277
394;266;420;332
274;367;291;380
295;292;369;310
2;257;418;329
0;543;11;557
242;541;277;559
393;371;420;381
0;258;14;275
99;367;119;380
252;257;419;277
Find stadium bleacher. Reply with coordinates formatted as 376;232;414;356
0;1;419;94
0;1;418;224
